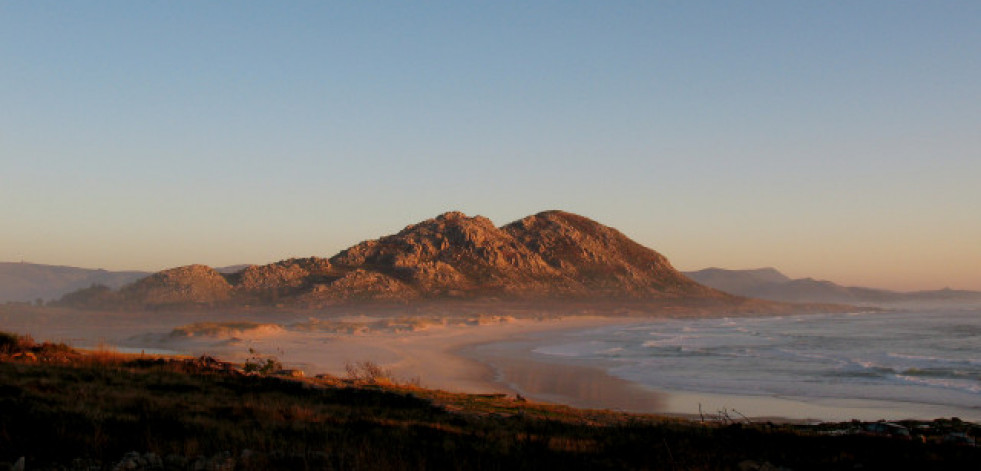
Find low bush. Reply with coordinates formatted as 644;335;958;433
0;342;977;470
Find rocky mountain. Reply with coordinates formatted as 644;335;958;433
317;211;720;302
55;210;784;311
0;262;149;304
121;265;234;305
685;267;981;307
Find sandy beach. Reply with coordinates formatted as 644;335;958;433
219;315;642;394
3;305;978;423
1;305;675;409
0;305;642;396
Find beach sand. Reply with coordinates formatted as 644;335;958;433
227;315;639;394
0;305;643;397
2;306;971;422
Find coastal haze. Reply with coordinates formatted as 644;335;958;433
2;3;979;293
2;210;979;422
2;0;980;438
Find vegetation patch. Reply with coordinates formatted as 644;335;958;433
0;330;977;470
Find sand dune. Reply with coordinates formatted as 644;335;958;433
0;305;625;394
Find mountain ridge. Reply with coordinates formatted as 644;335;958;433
0;262;150;304
56;210;742;311
684;267;981;307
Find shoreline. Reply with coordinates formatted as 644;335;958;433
4;339;977;471
4;306;978;423
201;311;981;423
308;315;639;394
454;315;981;423
265;312;966;423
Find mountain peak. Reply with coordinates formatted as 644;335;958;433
120;264;232;306
58;210;733;309
328;211;562;298
435;210;469;221
504;212;713;297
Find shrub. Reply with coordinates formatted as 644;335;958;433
345;361;391;383
243;348;283;375
0;331;35;354
0;331;19;353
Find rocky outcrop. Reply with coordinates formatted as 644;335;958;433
234;257;333;291
229;257;334;303
504;211;718;297
58;210;735;309
304;269;418;303
119;264;232;306
329;211;569;297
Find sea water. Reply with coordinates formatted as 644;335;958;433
475;309;981;422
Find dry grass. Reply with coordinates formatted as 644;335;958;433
0;330;978;470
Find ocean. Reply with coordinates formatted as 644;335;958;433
470;308;981;422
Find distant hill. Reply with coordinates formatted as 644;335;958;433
214;264;251;274
679;268;791;295
56;210;804;313
684;267;981;307
0;262;149;304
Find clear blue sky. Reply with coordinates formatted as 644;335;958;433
2;1;979;290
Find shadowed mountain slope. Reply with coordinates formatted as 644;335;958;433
685;267;981;307
0;262;149;304
682;267;792;295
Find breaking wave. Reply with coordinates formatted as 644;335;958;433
529;309;981;415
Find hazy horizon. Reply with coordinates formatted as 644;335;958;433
2;3;979;292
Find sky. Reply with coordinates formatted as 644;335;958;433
1;1;979;291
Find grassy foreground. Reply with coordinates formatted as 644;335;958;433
0;332;978;470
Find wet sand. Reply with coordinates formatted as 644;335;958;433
460;345;666;411
463;331;977;422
